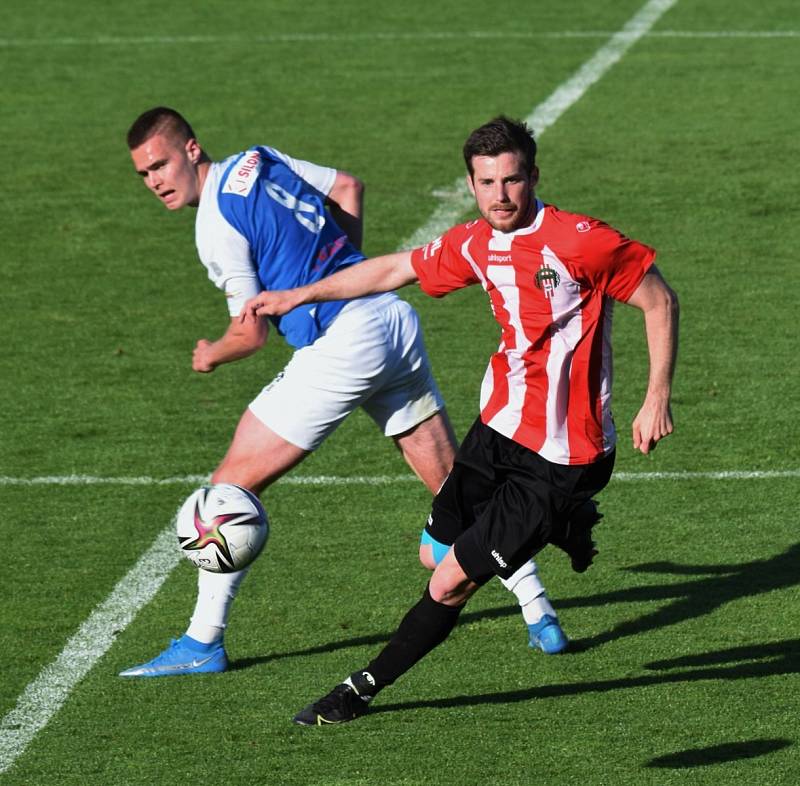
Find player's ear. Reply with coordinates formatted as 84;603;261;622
465;173;476;196
185;138;202;164
530;166;540;188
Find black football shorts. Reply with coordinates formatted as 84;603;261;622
427;418;615;583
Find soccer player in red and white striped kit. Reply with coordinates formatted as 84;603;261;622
243;115;679;725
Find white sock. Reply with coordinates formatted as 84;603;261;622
185;565;251;644
500;560;557;626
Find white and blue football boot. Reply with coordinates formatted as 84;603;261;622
527;614;569;655
119;636;228;677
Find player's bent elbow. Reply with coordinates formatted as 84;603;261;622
331;171;364;203
252;320;269;349
236;315;269;352
664;285;679;318
345;172;364;195
646;281;679;323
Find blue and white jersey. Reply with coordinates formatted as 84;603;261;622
195;145;365;348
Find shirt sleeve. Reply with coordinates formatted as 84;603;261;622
264;146;337;196
410;226;480;297
219;274;262;317
575;219;656;302
196;202;262;316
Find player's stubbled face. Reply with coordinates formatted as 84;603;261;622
131;133;200;210
467;151;538;233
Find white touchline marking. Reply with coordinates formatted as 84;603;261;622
652;30;799;37
614;470;800;481
0;469;797;488
0;474;212;487
0;525;181;774
403;0;679;249
0;0;681;772
0;30;795;47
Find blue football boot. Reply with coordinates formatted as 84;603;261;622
119;636;228;677
527;614;569;654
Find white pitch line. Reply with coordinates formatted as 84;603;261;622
0;474;211;487
0;30;795;47
0;469;798;488
0;0;680;774
613;469;800;481
0;473;415;487
0;525;181;774
651;30;798;38
402;0;679;249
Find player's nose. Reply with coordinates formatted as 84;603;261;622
146;171;162;191
495;183;509;201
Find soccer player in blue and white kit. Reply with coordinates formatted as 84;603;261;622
120;107;567;677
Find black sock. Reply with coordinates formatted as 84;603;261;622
358;585;465;693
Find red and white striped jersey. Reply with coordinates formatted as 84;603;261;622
410;200;655;465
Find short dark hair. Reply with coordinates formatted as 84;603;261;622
462;116;537;177
126;106;197;150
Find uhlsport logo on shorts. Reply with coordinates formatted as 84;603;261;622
491;549;508;569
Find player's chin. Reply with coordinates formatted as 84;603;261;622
160;192;184;210
487;212;519;232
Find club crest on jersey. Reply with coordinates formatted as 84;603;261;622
535;263;560;298
223;150;262;197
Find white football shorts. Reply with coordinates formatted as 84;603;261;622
248;293;445;451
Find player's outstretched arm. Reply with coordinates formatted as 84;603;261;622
241;251;417;320
193;314;269;373
625;265;679;454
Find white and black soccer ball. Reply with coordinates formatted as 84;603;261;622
176;483;269;573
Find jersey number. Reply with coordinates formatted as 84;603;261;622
263;179;325;234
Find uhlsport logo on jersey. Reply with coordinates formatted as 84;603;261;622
223;150;262;196
535;263;561;299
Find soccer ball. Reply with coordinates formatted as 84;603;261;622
176;483;269;573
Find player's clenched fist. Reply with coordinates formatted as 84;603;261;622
193;339;217;373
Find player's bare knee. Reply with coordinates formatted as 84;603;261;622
429;576;474;606
429;560;476;607
211;451;273;495
394;412;457;493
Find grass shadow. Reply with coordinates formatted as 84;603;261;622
369;637;800;714
645;738;792;768
232;543;800;669
564;542;800;650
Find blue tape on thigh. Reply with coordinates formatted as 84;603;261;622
420;529;451;565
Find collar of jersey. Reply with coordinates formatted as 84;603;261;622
198;157;226;207
489;198;545;241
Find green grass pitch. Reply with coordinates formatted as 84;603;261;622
1;1;799;783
